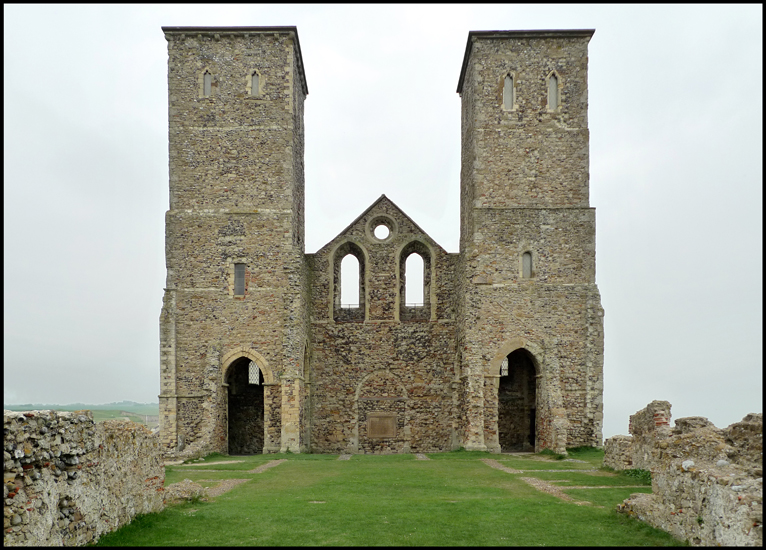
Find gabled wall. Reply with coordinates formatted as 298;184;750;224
306;196;459;453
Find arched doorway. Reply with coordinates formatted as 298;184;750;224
226;357;264;454
498;348;536;452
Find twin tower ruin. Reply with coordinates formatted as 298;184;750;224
159;26;604;456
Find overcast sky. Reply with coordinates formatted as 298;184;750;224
4;5;762;439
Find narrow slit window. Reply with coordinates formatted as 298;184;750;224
522;252;533;279
501;357;509;376
548;73;559;111
251;72;259;96
203;71;212;97
234;263;246;295
503;74;514;109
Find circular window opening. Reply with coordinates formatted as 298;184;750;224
374;225;390;240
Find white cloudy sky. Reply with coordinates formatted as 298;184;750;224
4;5;762;439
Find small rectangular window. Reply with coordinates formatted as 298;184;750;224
234;263;246;295
252;73;259;96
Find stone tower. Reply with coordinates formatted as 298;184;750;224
159;26;309;455
159;27;604;458
456;30;604;452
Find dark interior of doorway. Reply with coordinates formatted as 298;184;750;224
498;349;536;452
227;358;264;454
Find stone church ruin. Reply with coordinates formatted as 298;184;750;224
159;27;604;457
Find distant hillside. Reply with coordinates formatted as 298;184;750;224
4;401;159;416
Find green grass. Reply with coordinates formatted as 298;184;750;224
90;410;147;424
622;468;653;485
96;450;682;546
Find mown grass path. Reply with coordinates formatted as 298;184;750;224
96;449;683;546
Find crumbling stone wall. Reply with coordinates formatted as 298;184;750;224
604;402;763;546
3;410;164;546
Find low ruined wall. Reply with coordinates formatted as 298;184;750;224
602;434;633;470
604;402;762;546
4;410;164;546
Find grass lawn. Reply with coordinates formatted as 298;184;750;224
96;448;682;546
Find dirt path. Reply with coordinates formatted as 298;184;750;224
520;477;592;506
178;460;245;467
205;478;250;498
481;458;522;474
246;459;287;474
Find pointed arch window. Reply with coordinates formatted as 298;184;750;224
547;72;559;111
399;241;432;321
503;74;515;110
404;253;424;305
340;254;360;307
333;242;366;322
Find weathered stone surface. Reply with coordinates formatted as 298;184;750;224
605;402;763;546
159;27;604;458
3;410;164;547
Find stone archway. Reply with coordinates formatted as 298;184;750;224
498;349;537;452
221;348;276;455
225;357;264;454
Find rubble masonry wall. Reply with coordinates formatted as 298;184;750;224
3;410;164;546
604;401;762;546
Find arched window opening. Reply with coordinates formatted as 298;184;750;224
251;72;260;96
503;74;514;109
404;253;424;306
203;71;212;97
399;241;432;322
548;73;559;111
522;252;533;279
340;254;360;307
333;241;366;322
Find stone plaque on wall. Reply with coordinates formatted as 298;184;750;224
367;413;396;438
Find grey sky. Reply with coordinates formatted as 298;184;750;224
4;5;762;439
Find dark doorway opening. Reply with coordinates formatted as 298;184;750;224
227;358;264;454
498;349;536;452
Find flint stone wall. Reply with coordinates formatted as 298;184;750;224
3;410;164;546
604;401;762;546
